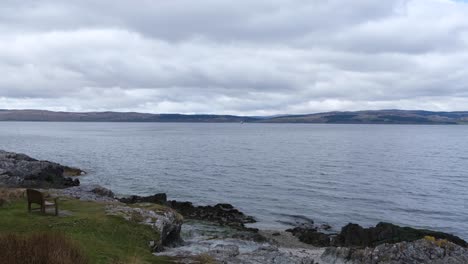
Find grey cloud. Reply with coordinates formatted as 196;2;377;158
1;0;468;115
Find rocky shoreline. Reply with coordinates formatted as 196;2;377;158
119;193;257;230
2;150;468;264
0;150;84;188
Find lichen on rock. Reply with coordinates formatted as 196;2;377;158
105;204;183;252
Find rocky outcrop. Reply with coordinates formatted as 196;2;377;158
105;204;183;252
0;150;83;188
54;185;116;202
167;201;256;229
333;222;467;248
119;193;256;229
91;186;115;198
287;226;332;247
119;193;167;204
286;222;467;249
321;238;468;264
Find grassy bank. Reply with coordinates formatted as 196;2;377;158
0;190;174;264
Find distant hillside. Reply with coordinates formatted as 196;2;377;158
0;110;255;123
261;110;468;124
1;109;468;124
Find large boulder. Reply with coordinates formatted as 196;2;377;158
286;226;331;247
105;204;183;251
0;150;83;188
333;222;467;248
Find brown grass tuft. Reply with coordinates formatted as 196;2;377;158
0;188;25;205
0;232;89;264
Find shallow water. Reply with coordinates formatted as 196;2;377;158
0;122;467;239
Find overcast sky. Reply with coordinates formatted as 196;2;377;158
1;0;468;115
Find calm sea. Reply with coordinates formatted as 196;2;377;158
1;122;467;239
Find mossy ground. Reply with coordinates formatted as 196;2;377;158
0;194;174;264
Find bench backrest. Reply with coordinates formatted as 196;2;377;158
26;189;44;204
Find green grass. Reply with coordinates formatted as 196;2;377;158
0;197;174;264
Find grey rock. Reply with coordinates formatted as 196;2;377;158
0;150;82;188
166;200;256;229
287;226;331;247
119;193;257;230
53;185;117;202
332;222;467;248
321;239;468;264
91;186;114;198
208;244;240;258
105;204;183;251
229;246;321;264
119;193;167;204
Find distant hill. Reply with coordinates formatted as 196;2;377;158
0;110;255;123
261;110;468;124
1;109;468;124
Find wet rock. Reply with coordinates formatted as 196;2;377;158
158;227;325;264
231;229;267;242
208;244;240;258
332;222;468;248
64;177;80;187
119;193;167;204
228;246;323;264
168;200;256;229
0;150;82;188
321;238;468;264
119;193;256;229
91;186;114;198
287;226;331;247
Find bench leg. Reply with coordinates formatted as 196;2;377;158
55;204;58;216
28;202;31;213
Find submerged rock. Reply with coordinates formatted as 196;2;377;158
0;150;82;188
321;238;468;264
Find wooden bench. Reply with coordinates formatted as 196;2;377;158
26;189;58;216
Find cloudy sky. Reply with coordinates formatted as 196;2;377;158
1;0;468;115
